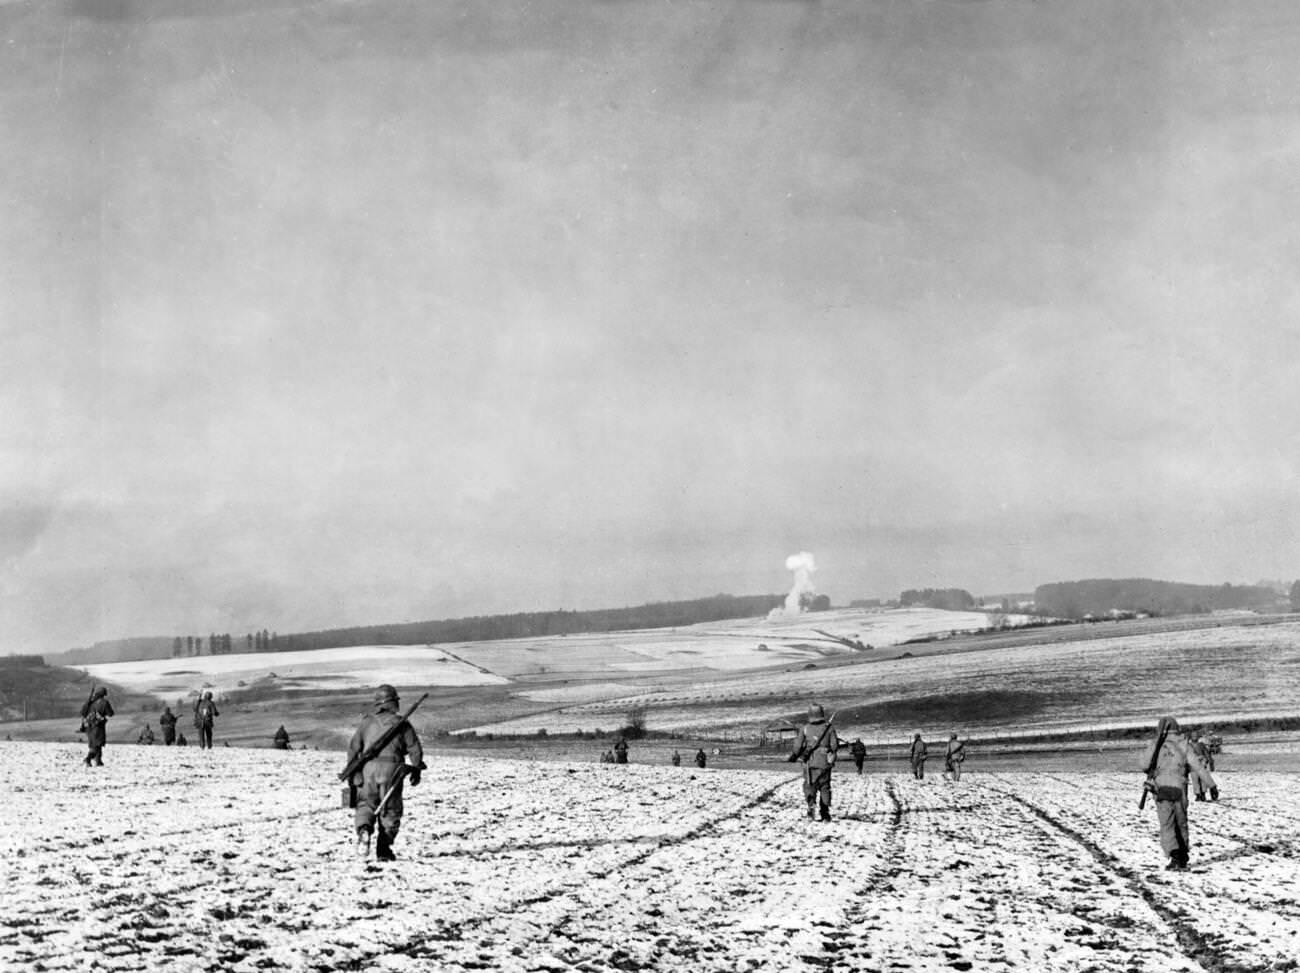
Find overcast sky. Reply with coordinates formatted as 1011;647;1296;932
2;0;1298;652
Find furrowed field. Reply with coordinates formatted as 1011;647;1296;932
1;741;1297;973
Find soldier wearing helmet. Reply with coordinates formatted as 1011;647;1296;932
788;703;839;821
909;732;928;780
79;686;114;767
194;690;220;750
345;684;424;862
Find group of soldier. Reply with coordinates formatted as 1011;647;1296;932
598;742;708;767
907;731;967;780
80;687;293;760
80;681;1224;873
785;703;1221;872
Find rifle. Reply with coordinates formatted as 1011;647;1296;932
374;764;413;819
337;692;428;784
1139;720;1172;810
788;711;837;765
77;686;96;733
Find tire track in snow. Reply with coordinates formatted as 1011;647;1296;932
989;785;1257;973
326;776;803;971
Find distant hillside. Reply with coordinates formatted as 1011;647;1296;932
46;594;787;666
52;637;175;667
0;656;154;722
1033;578;1281;620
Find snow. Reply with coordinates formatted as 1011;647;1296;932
1;741;1296;972
79;645;508;698
462;620;1300;739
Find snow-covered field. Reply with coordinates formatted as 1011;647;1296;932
464;620;1300;740
80;645;508;699
74;608;1031;705
3;741;1297;973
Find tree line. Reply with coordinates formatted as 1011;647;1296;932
1034;578;1283;620
268;593;786;654
171;631;278;656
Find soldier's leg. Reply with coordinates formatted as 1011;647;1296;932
1170;795;1191;865
1156;796;1189;867
802;768;816;819
354;775;382;858
817;771;832;821
376;784;404;861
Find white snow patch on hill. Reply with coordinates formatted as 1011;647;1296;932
80;645;507;698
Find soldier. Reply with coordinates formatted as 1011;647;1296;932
850;738;867;774
176;731;188;747
909;732;928;779
194;691;219;750
789;704;838;821
79;687;114;767
273;725;290;750
137;724;155;745
1185;731;1212;801
671;749;681;767
944;733;966;781
159;706;178;746
344;684;424;862
613;736;629;764
1140;716;1218;871
695;748;707;769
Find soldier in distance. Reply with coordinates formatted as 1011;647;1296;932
345;684;424;862
158;706;178;746
695;748;707;769
194;691;219;750
909;732;928;780
850;738;867;774
943;733;966;781
273;725;290;750
137;724;155;745
80;687;114;767
789;704;839;821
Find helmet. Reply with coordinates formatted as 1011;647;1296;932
203;691;213;699
93;687;107;699
373;684;399;707
807;704;825;721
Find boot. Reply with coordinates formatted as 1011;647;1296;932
356;826;372;859
806;802;816;820
819;802;832;822
375;828;396;862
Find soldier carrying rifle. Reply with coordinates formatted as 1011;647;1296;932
1139;715;1217;871
340;685;426;862
788;704;839;821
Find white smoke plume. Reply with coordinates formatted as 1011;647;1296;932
769;551;817;618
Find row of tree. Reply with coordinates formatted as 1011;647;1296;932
170;630;278;656
265;593;786;655
898;588;977;611
1034;578;1283;620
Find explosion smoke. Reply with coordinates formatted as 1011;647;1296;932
769;551;817;619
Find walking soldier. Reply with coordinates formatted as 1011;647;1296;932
1140;716;1217;871
79;687;114;767
194;691;219;749
944;733;966;781
159;706;178;746
341;685;425;862
909;733;928;780
850;738;867;774
789;704;839;821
